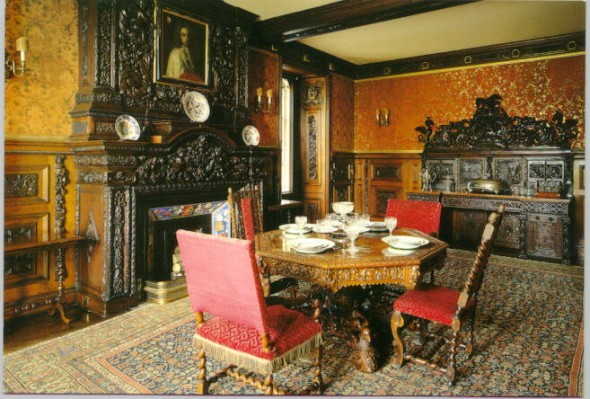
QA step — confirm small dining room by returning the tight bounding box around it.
[3,0,584,396]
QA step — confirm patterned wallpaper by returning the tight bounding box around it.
[248,48,280,147]
[5,0,79,140]
[354,55,585,151]
[330,73,355,152]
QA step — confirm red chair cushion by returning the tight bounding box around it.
[196,304,322,360]
[385,199,442,236]
[394,285,464,326]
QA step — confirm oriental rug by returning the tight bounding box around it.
[3,250,584,397]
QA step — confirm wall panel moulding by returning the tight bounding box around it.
[354,32,585,80]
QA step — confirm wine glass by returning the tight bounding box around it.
[384,216,398,236]
[343,215,362,253]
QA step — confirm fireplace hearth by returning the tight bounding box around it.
[144,201,230,303]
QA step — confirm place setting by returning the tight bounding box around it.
[289,237,337,254]
[279,216,314,235]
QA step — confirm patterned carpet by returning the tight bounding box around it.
[3,250,584,396]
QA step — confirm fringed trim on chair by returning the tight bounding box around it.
[193,333,322,375]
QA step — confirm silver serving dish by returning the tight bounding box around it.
[466,179,511,195]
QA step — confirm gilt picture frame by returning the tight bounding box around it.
[155,4,209,87]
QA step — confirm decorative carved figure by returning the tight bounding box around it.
[421,168,436,191]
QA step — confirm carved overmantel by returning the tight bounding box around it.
[70,0,256,144]
[417,94,580,152]
[73,126,277,316]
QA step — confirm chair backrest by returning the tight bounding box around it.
[456,204,505,310]
[385,199,443,236]
[176,230,269,334]
[227,182,264,240]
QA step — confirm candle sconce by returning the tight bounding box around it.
[5,37,28,78]
[375,108,390,127]
[254,87,273,113]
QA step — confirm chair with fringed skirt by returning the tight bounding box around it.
[228,183,298,299]
[176,230,323,395]
[390,205,504,386]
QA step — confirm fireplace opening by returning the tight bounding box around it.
[143,200,231,303]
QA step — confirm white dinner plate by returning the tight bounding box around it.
[313,225,339,234]
[290,238,335,254]
[368,222,388,232]
[381,235,429,250]
[279,223,313,234]
[381,247,415,257]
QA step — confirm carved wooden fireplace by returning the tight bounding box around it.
[74,127,275,317]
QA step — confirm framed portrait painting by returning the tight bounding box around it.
[155,5,209,87]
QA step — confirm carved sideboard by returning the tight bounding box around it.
[410,94,582,265]
[407,191,572,264]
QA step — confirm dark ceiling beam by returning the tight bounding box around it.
[253,0,480,44]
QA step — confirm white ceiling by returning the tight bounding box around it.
[223,0,586,65]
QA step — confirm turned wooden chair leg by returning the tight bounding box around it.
[263,375,273,395]
[314,344,324,394]
[391,310,406,367]
[447,330,459,386]
[196,348,210,394]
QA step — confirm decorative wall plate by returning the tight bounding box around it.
[182,91,210,123]
[242,125,260,146]
[115,115,141,141]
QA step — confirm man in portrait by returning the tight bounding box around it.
[163,15,206,84]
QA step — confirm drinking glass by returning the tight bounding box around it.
[359,213,371,227]
[295,215,308,229]
[384,216,398,236]
[343,215,361,253]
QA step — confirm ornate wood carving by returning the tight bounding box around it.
[72,0,254,140]
[307,115,318,180]
[135,133,243,185]
[54,156,68,237]
[409,191,572,264]
[417,94,579,150]
[5,174,38,198]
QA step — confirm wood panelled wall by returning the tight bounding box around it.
[4,142,79,319]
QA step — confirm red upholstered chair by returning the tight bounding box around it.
[390,205,504,386]
[228,184,298,298]
[176,230,323,395]
[385,198,442,237]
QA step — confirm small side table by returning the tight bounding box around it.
[5,234,85,324]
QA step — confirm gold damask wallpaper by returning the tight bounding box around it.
[5,0,79,140]
[330,73,355,152]
[354,55,585,151]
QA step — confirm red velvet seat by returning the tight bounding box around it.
[385,199,442,237]
[176,230,323,395]
[391,205,504,386]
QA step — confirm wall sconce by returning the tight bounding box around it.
[375,108,390,127]
[5,37,28,78]
[254,87,272,113]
